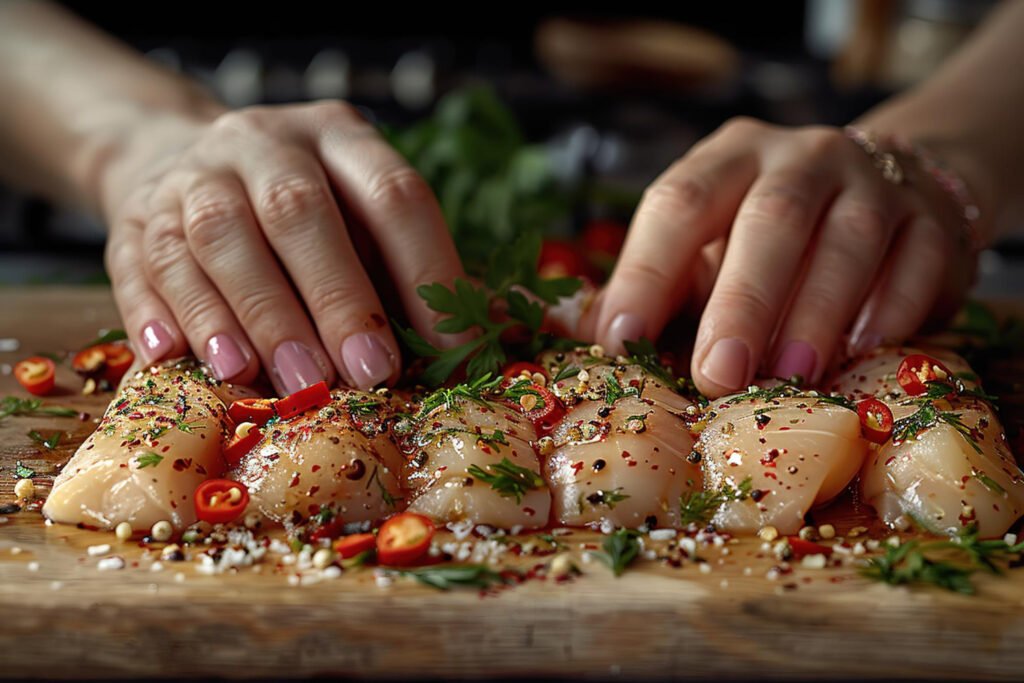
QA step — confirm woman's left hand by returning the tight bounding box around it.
[591,118,976,397]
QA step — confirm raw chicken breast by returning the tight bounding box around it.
[545,393,701,529]
[43,360,230,531]
[827,345,976,403]
[830,347,1024,536]
[399,392,550,529]
[231,389,404,526]
[696,388,868,535]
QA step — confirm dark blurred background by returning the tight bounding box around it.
[2,0,1020,295]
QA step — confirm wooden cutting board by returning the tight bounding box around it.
[3,286,1024,681]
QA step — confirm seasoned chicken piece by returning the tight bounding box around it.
[696,388,868,535]
[830,347,1024,536]
[400,392,550,529]
[43,360,230,532]
[545,393,701,529]
[230,389,404,526]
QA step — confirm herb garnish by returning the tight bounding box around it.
[590,528,642,577]
[416,374,504,417]
[28,430,62,450]
[585,488,631,510]
[136,452,163,469]
[891,403,981,453]
[14,461,36,479]
[345,398,382,417]
[679,477,754,526]
[79,328,128,349]
[367,466,402,508]
[862,525,1024,594]
[0,396,78,420]
[604,375,640,404]
[467,457,544,503]
[397,564,514,591]
[622,338,675,387]
[396,233,581,386]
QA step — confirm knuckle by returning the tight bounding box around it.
[306,277,368,315]
[173,295,224,336]
[640,176,711,222]
[311,99,360,125]
[183,195,249,251]
[832,202,890,248]
[368,167,435,208]
[711,284,773,327]
[742,181,815,229]
[230,286,283,327]
[718,116,763,138]
[210,107,268,136]
[143,223,187,286]
[801,126,846,158]
[613,259,677,291]
[256,176,330,230]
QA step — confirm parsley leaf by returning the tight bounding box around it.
[27,430,61,449]
[136,452,163,469]
[80,329,128,349]
[584,488,631,510]
[590,528,641,577]
[679,477,753,526]
[467,457,544,503]
[397,564,514,591]
[0,396,78,420]
[14,461,35,479]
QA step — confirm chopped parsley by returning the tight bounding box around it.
[136,452,164,469]
[14,461,36,479]
[552,365,581,383]
[27,430,62,449]
[604,375,640,404]
[585,488,631,510]
[396,564,514,591]
[416,374,503,417]
[467,457,544,504]
[0,396,78,420]
[679,477,753,526]
[892,403,981,453]
[590,528,641,577]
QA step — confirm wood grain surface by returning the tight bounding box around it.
[3,287,1024,681]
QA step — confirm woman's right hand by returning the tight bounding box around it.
[100,101,464,393]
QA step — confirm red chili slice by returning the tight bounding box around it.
[538,239,589,279]
[502,362,547,382]
[309,516,348,543]
[71,346,107,377]
[100,343,135,385]
[14,357,56,396]
[856,398,894,445]
[223,424,263,468]
[228,398,278,427]
[896,354,953,396]
[580,220,627,258]
[275,381,332,420]
[194,479,250,525]
[503,380,565,436]
[334,533,376,559]
[786,537,833,559]
[376,512,435,566]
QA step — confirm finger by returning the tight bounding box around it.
[847,214,948,354]
[692,161,841,397]
[230,145,401,390]
[303,101,468,347]
[105,216,187,365]
[767,184,903,383]
[140,198,263,386]
[596,122,762,355]
[169,175,333,393]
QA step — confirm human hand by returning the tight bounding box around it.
[99,101,464,393]
[594,118,976,397]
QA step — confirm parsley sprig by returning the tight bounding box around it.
[396,233,581,386]
[590,528,642,577]
[467,457,544,504]
[863,526,1024,594]
[27,430,62,450]
[1,396,78,420]
[679,477,754,526]
[397,564,514,591]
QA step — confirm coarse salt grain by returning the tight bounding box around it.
[649,528,676,541]
[87,544,111,557]
[678,537,697,556]
[97,556,125,571]
[27,561,39,572]
[801,554,827,569]
[698,562,712,574]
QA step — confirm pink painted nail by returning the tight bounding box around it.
[699,337,750,391]
[273,341,326,395]
[605,312,646,354]
[206,334,249,381]
[341,333,397,389]
[773,340,818,384]
[848,330,883,357]
[140,320,174,363]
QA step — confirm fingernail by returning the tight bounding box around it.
[140,320,174,363]
[273,341,326,395]
[605,312,646,354]
[341,333,397,389]
[773,340,818,384]
[849,330,883,357]
[699,337,750,391]
[206,334,249,381]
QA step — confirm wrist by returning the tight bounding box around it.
[78,84,224,220]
